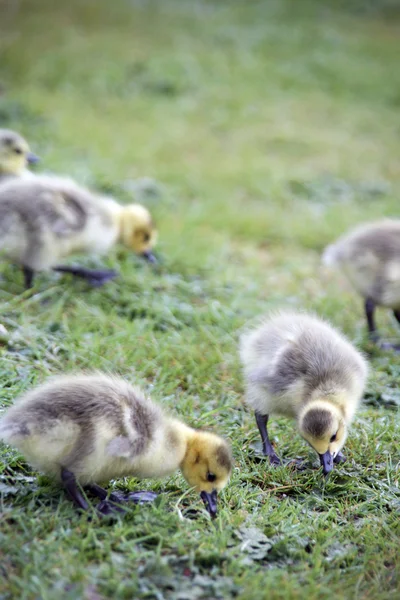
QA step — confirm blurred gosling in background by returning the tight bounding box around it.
[0,129,39,183]
[0,175,157,289]
[323,219,400,350]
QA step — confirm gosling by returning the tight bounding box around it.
[240,312,368,475]
[0,129,39,183]
[323,219,400,348]
[0,175,157,288]
[0,374,232,517]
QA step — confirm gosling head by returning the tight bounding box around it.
[298,401,347,476]
[119,203,158,263]
[180,431,232,518]
[0,129,39,176]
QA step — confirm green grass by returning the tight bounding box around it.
[0,0,399,598]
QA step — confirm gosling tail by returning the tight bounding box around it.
[0,418,30,443]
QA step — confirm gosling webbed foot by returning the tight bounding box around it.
[85,483,121,503]
[268,453,281,466]
[108,490,158,504]
[376,340,400,353]
[333,451,346,464]
[96,490,158,515]
[97,499,126,516]
[124,490,158,504]
[85,270,119,287]
[364,299,400,351]
[252,444,281,465]
[53,265,118,287]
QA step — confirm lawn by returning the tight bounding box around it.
[0,0,399,598]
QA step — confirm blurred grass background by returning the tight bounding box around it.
[0,1,399,599]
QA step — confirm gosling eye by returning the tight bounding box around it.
[143,232,150,243]
[14,148,23,155]
[207,472,216,483]
[330,433,337,443]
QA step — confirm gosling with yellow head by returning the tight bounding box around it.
[240,312,368,475]
[0,129,39,183]
[0,175,157,288]
[0,374,232,517]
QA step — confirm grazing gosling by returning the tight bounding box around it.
[323,219,400,348]
[0,175,157,288]
[0,129,39,183]
[240,312,368,475]
[0,374,232,517]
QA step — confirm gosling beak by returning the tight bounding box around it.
[200,489,218,519]
[319,450,333,476]
[141,250,157,264]
[26,152,40,164]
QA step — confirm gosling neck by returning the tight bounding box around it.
[166,418,197,468]
[104,200,126,243]
[0,160,27,176]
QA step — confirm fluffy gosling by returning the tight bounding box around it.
[240,312,368,475]
[0,374,232,517]
[323,219,400,348]
[0,129,39,182]
[0,175,157,288]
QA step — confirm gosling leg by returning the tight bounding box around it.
[61,467,89,510]
[365,298,377,339]
[255,412,281,465]
[388,310,400,351]
[53,265,118,287]
[366,303,400,351]
[22,266,34,290]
